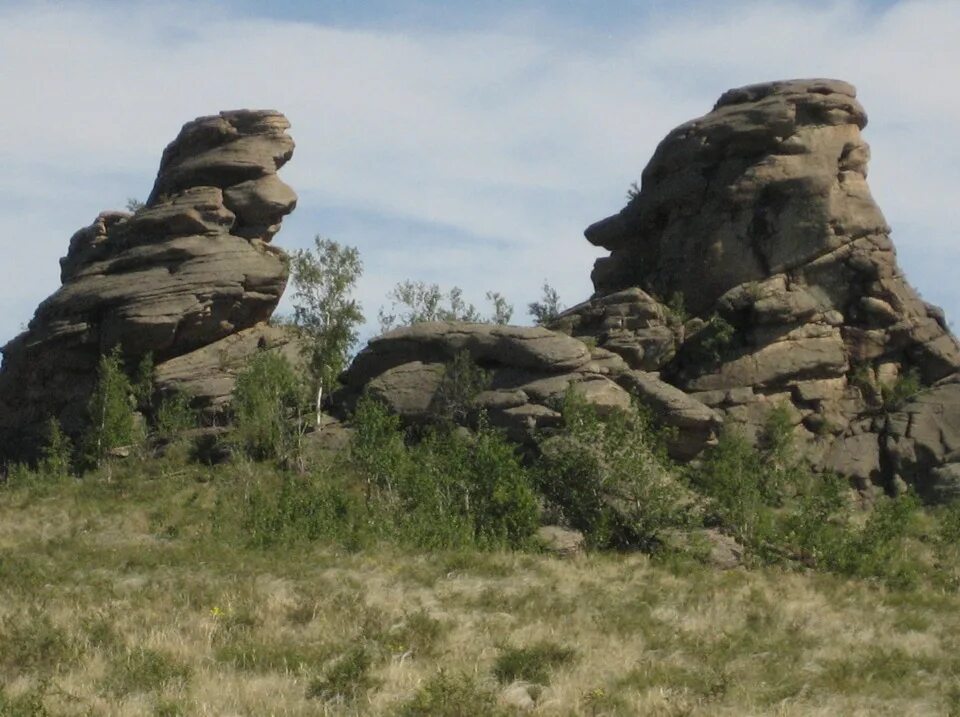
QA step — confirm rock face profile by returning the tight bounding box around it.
[555,79,960,500]
[335,78,960,502]
[0,110,298,459]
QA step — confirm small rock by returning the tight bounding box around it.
[535,526,585,557]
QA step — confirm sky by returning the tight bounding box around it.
[1,0,958,349]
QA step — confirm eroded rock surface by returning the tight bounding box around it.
[552,78,960,500]
[334,322,721,459]
[0,110,298,459]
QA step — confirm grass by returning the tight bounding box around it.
[2,460,960,715]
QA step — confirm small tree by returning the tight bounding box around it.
[40,417,73,479]
[528,282,563,326]
[378,281,513,332]
[232,351,308,466]
[82,346,139,468]
[485,291,513,325]
[289,236,364,420]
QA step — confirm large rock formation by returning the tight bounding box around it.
[335,78,960,502]
[554,78,960,501]
[0,110,298,460]
[334,322,721,460]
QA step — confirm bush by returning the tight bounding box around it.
[692,406,922,583]
[154,391,197,440]
[395,670,506,717]
[306,645,378,702]
[348,395,538,550]
[493,641,577,684]
[81,346,140,468]
[39,418,72,480]
[239,467,370,549]
[429,349,490,427]
[231,351,307,464]
[406,424,539,548]
[537,388,691,549]
[881,368,922,411]
[102,647,190,695]
[528,281,563,326]
[378,280,514,332]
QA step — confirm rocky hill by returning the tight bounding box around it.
[3,79,959,504]
[0,110,299,460]
[332,79,960,502]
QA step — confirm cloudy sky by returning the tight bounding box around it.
[1,0,957,348]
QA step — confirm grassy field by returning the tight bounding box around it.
[3,455,960,717]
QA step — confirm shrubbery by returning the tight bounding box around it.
[231,351,308,466]
[690,406,921,584]
[81,347,142,468]
[537,388,692,549]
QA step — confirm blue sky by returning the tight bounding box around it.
[1,0,958,348]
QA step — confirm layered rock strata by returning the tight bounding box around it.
[334,322,721,460]
[554,79,960,500]
[0,110,298,459]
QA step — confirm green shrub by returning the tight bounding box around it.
[349,395,538,550]
[395,670,506,717]
[666,291,690,325]
[154,391,197,440]
[133,352,155,411]
[528,281,563,326]
[537,388,691,549]
[39,418,73,480]
[881,368,922,411]
[404,423,539,549]
[239,468,370,549]
[349,393,411,498]
[493,641,576,684]
[0,608,80,674]
[689,409,802,551]
[232,351,307,464]
[430,349,490,427]
[102,647,190,695]
[306,645,379,702]
[0,682,51,717]
[81,346,141,468]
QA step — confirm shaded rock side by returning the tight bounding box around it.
[555,78,960,499]
[0,110,297,459]
[333,322,721,459]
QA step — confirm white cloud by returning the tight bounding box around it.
[1,0,958,346]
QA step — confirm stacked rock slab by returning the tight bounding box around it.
[334,322,722,460]
[554,79,960,500]
[0,110,298,460]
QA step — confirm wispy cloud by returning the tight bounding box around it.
[1,0,958,347]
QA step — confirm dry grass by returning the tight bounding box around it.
[2,466,960,716]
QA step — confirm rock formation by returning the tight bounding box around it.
[554,78,960,501]
[334,322,721,460]
[0,110,298,460]
[335,78,960,502]
[4,79,957,504]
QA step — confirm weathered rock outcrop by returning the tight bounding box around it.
[553,78,960,501]
[334,322,721,459]
[0,110,298,460]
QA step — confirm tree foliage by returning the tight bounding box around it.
[378,281,513,332]
[232,351,308,465]
[289,236,364,397]
[81,347,140,467]
[528,281,563,326]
